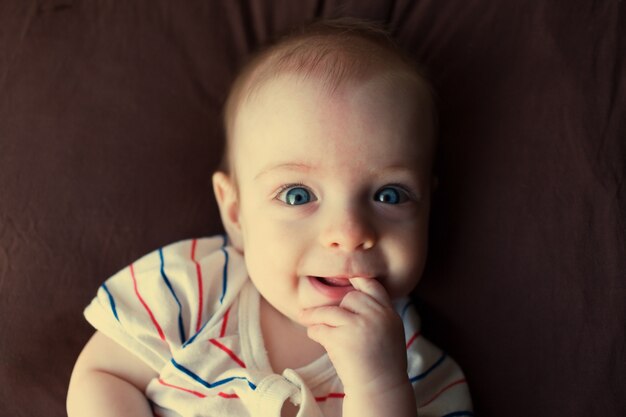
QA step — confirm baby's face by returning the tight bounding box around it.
[227,73,433,324]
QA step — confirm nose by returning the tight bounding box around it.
[319,206,377,252]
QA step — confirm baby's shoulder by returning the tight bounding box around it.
[133,235,229,269]
[85,234,249,365]
[128,234,248,308]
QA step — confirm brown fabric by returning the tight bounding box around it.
[0,1,624,416]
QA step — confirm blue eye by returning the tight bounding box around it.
[277,186,316,206]
[374,186,410,205]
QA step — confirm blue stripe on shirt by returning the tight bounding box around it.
[401,300,413,320]
[410,352,447,383]
[171,358,256,390]
[219,247,229,304]
[184,239,231,347]
[101,283,119,322]
[159,248,186,344]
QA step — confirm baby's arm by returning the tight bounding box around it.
[67,331,158,417]
[300,278,417,417]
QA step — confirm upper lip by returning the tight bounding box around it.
[311,274,378,280]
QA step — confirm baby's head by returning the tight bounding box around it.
[213,19,437,322]
[220,19,436,175]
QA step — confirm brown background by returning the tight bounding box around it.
[1,1,624,416]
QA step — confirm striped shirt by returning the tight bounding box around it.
[85,236,473,417]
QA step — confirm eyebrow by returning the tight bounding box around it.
[253,162,313,180]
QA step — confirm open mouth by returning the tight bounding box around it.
[307,276,360,300]
[314,276,353,288]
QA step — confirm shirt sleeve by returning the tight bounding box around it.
[84,235,246,372]
[399,300,474,416]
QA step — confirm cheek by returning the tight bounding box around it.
[239,207,304,275]
[385,223,429,298]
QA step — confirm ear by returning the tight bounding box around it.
[212,171,243,251]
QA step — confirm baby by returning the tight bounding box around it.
[67,19,472,417]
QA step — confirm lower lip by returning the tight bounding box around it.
[307,276,355,300]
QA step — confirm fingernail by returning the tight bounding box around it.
[349,277,364,287]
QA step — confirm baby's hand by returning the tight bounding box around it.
[299,278,408,397]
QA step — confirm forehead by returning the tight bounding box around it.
[231,73,433,180]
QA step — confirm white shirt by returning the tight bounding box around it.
[85,236,473,417]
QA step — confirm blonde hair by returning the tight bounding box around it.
[220,18,436,173]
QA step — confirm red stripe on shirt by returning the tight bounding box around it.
[406,331,421,349]
[209,338,246,368]
[218,392,239,399]
[191,239,204,333]
[130,263,166,342]
[158,378,206,398]
[419,378,467,407]
[219,307,231,338]
[315,392,345,402]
